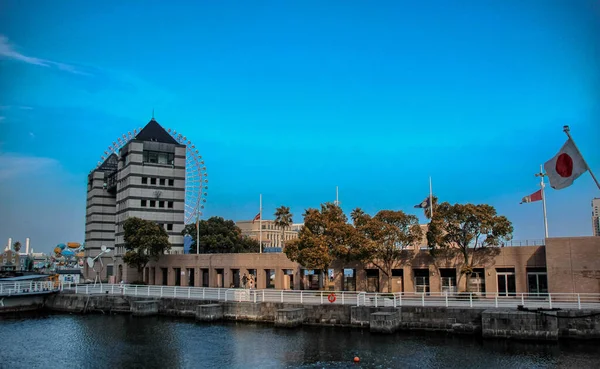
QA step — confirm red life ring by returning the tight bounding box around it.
[328,293,336,303]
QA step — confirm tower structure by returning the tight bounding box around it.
[84,118,186,282]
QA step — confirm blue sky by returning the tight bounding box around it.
[1,0,599,253]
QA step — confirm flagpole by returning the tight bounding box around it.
[429,176,433,218]
[536,165,549,238]
[563,125,600,190]
[259,194,263,254]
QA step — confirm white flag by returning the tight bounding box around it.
[544,138,588,190]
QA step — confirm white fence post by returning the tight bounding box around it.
[548,293,552,309]
[357,293,360,307]
[160,286,163,298]
[421,293,425,307]
[342,292,345,305]
[321,291,323,305]
[174,286,177,298]
[188,287,191,299]
[254,290,257,303]
[148,286,151,296]
[218,289,220,300]
[398,293,402,307]
[262,290,265,302]
[521,293,524,306]
[495,295,498,308]
[76,285,78,294]
[281,290,284,303]
[445,292,448,307]
[375,294,378,308]
[577,294,581,310]
[135,286,138,296]
[300,291,303,304]
[203,288,205,300]
[111,285,114,294]
[469,293,473,308]
[393,293,396,308]
[85,285,89,295]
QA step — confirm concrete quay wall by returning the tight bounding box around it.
[43,294,600,340]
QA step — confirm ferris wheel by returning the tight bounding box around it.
[95,126,208,225]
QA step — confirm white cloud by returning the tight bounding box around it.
[0,35,87,75]
[0,153,60,180]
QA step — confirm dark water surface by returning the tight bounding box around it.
[1,313,599,369]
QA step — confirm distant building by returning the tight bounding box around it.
[56,269,83,284]
[236,220,301,251]
[593,198,600,237]
[84,118,187,282]
[1,250,20,272]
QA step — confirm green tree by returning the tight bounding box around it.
[285,203,368,285]
[182,216,260,254]
[13,241,21,253]
[426,202,513,291]
[274,206,293,249]
[358,210,422,292]
[123,217,171,278]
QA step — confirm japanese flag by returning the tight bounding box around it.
[544,138,588,190]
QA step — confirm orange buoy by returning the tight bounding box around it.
[353,357,360,363]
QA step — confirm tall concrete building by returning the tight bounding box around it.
[84,118,186,281]
[593,198,600,237]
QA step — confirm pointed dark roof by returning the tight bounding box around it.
[135,118,179,145]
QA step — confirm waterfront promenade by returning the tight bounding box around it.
[61,283,600,310]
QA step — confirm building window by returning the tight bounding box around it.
[150,200,156,207]
[159,178,165,186]
[168,179,174,186]
[150,178,156,185]
[141,200,147,207]
[167,224,173,231]
[143,150,174,165]
[168,201,173,209]
[142,177,147,184]
[159,201,165,208]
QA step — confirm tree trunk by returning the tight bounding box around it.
[387,269,393,293]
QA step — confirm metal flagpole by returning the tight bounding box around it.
[535,165,549,238]
[196,218,200,255]
[429,176,433,218]
[563,125,600,190]
[259,194,263,254]
[334,186,340,206]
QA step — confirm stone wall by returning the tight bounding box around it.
[43,294,600,340]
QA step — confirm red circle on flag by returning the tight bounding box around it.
[555,153,573,177]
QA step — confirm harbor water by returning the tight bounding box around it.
[1,313,599,368]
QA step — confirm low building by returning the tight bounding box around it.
[592,198,599,236]
[1,250,20,272]
[138,236,600,295]
[56,269,83,284]
[236,219,301,251]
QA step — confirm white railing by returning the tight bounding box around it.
[0,281,59,296]
[60,284,600,310]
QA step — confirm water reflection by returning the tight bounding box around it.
[1,313,600,369]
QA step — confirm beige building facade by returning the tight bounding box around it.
[137,236,600,295]
[236,220,301,249]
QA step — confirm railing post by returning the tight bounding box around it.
[160,286,163,298]
[281,290,284,303]
[521,293,524,306]
[225,290,228,302]
[148,286,151,296]
[202,288,205,300]
[254,290,257,303]
[111,285,114,294]
[357,293,360,307]
[218,289,220,300]
[548,293,552,309]
[188,288,191,299]
[300,291,303,304]
[469,293,473,308]
[75,285,78,294]
[342,292,345,305]
[495,295,498,308]
[398,293,402,307]
[393,293,396,308]
[86,285,89,295]
[421,293,425,307]
[135,286,138,296]
[321,291,323,305]
[577,294,581,310]
[375,293,378,308]
[262,290,265,302]
[445,292,448,307]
